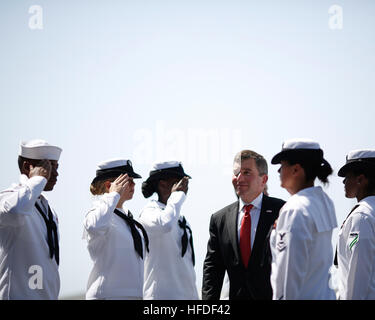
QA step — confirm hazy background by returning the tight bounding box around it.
[0,0,374,298]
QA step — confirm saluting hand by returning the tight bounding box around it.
[171,176,189,195]
[110,174,135,203]
[29,160,52,181]
[109,174,129,196]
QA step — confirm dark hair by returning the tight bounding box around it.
[286,152,333,184]
[142,179,158,198]
[18,156,41,173]
[350,167,375,194]
[142,173,182,198]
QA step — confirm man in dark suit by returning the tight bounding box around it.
[202,150,285,300]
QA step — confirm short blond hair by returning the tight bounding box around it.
[90,178,115,195]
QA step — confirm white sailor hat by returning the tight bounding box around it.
[92,158,142,184]
[271,138,323,164]
[338,149,375,177]
[19,139,62,161]
[146,160,191,182]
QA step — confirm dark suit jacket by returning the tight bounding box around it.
[202,194,285,300]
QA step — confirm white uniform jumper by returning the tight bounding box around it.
[139,191,199,300]
[83,191,144,300]
[0,175,60,300]
[270,186,337,300]
[337,196,375,299]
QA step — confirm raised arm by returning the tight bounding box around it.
[0,175,47,227]
[140,191,186,234]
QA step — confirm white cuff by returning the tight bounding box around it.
[167,191,186,206]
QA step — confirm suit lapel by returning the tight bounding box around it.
[226,201,241,265]
[227,196,279,267]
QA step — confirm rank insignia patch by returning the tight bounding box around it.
[349,232,359,251]
[277,232,287,252]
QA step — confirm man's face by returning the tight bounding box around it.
[232,158,267,202]
[44,160,59,191]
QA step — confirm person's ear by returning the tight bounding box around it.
[261,174,268,185]
[21,160,31,176]
[357,174,368,186]
[104,180,111,192]
[232,174,238,188]
[158,180,168,191]
[293,164,302,175]
[155,180,165,198]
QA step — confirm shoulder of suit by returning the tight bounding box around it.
[263,195,286,208]
[211,201,238,219]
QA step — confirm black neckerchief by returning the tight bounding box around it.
[334,204,360,267]
[114,209,149,259]
[178,216,195,266]
[35,201,59,265]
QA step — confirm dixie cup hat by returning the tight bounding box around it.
[19,139,62,161]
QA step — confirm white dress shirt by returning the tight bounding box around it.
[0,175,60,300]
[139,191,199,300]
[270,186,337,300]
[337,196,375,299]
[237,192,263,249]
[83,192,144,300]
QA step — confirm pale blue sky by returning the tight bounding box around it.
[1,0,374,298]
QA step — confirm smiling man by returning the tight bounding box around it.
[0,139,62,300]
[202,150,285,300]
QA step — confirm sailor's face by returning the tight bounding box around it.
[44,160,59,191]
[278,160,294,190]
[162,177,181,195]
[127,178,135,198]
[343,172,359,198]
[122,177,135,201]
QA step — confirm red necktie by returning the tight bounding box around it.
[240,204,253,268]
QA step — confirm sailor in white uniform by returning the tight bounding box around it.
[139,161,199,300]
[83,159,148,300]
[0,139,62,300]
[270,139,337,300]
[335,149,375,299]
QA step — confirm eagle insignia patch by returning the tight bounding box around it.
[277,232,287,252]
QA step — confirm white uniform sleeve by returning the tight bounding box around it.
[139,191,186,234]
[83,192,120,237]
[344,214,375,300]
[272,210,311,300]
[0,176,47,227]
